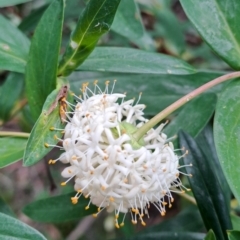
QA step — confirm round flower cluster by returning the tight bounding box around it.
[51,81,186,227]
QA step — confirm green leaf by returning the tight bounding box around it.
[0,15,29,73]
[23,192,97,222]
[23,82,67,166]
[111,0,155,51]
[180,0,240,70]
[231,214,240,231]
[214,80,240,205]
[0,0,31,7]
[0,197,14,217]
[0,138,27,168]
[179,131,231,240]
[25,0,64,120]
[0,212,47,240]
[141,206,204,234]
[77,47,196,74]
[58,0,121,76]
[114,232,205,240]
[165,93,217,138]
[205,230,217,240]
[70,71,224,116]
[196,125,231,207]
[0,72,24,122]
[227,230,240,240]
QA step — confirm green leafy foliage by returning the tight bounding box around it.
[165,93,216,138]
[0,15,29,73]
[23,192,98,222]
[196,125,231,206]
[23,82,68,166]
[25,0,65,120]
[180,0,240,70]
[214,79,240,205]
[111,0,155,51]
[58,0,121,76]
[227,231,240,240]
[0,212,47,240]
[0,72,24,122]
[179,131,232,240]
[205,230,217,240]
[0,137,27,168]
[77,47,196,74]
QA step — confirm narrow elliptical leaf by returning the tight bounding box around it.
[25,0,64,120]
[58,0,121,76]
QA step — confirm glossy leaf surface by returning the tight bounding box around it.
[179,131,231,240]
[58,0,121,76]
[77,47,195,74]
[165,93,216,138]
[214,80,240,205]
[0,212,47,240]
[111,0,155,50]
[25,0,64,120]
[0,138,27,168]
[0,15,29,73]
[23,192,97,222]
[23,83,67,166]
[180,0,240,69]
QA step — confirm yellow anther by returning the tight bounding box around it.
[115,214,119,219]
[44,143,49,148]
[161,211,166,216]
[92,213,97,218]
[98,207,101,212]
[169,204,172,208]
[68,170,72,173]
[120,222,124,227]
[115,223,120,229]
[187,188,191,191]
[101,186,106,191]
[61,130,65,134]
[162,202,167,206]
[123,178,128,183]
[85,206,89,210]
[61,182,66,186]
[162,168,167,172]
[72,155,77,160]
[54,135,58,140]
[77,189,82,193]
[50,127,55,131]
[189,174,193,177]
[94,80,98,85]
[171,198,174,203]
[109,196,114,202]
[131,220,137,225]
[48,159,53,164]
[141,221,146,226]
[71,198,78,204]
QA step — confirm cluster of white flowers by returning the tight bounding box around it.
[50,81,187,228]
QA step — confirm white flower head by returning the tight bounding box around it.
[50,81,189,228]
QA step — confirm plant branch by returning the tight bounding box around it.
[133,71,240,141]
